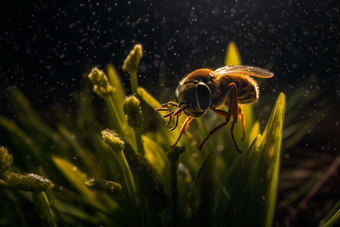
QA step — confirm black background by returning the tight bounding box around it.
[2,0,339,103]
[1,0,340,226]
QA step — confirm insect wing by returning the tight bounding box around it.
[211,65,274,78]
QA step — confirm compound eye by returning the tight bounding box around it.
[175,85,181,103]
[196,82,211,111]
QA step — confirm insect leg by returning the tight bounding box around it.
[229,120,242,153]
[200,83,242,153]
[238,105,245,141]
[161,101,179,108]
[170,116,193,148]
[198,121,228,150]
[155,108,171,112]
[169,113,180,131]
[227,83,242,153]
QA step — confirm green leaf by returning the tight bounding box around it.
[142,135,170,188]
[57,124,98,174]
[52,156,109,212]
[224,41,242,66]
[0,115,46,165]
[322,208,340,227]
[106,64,126,126]
[223,93,285,227]
[33,192,57,227]
[261,93,285,227]
[223,135,262,226]
[51,156,129,223]
[248,121,260,148]
[193,150,216,227]
[6,87,57,141]
[137,87,162,114]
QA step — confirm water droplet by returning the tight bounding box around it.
[285,153,290,159]
[262,195,266,200]
[73,154,78,159]
[72,167,77,171]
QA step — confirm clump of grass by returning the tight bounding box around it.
[1,42,336,227]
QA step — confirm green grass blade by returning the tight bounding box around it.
[224,41,242,66]
[223,135,262,226]
[248,121,260,148]
[318,200,340,227]
[193,150,216,227]
[224,93,285,227]
[261,92,285,227]
[7,87,62,145]
[106,64,126,123]
[33,191,57,227]
[142,135,170,188]
[56,200,101,224]
[51,156,109,212]
[106,65,138,149]
[137,87,162,113]
[0,115,46,165]
[52,156,131,225]
[57,125,97,172]
[322,208,340,227]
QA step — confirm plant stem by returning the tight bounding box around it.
[130,71,138,95]
[116,149,144,227]
[166,147,185,227]
[170,159,179,227]
[33,191,57,227]
[105,97,124,136]
[134,127,144,156]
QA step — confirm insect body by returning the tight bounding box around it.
[155,65,274,153]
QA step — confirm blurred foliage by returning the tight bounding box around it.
[0,42,336,227]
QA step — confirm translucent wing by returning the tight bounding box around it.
[210,65,274,78]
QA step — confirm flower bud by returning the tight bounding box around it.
[122,44,143,72]
[0,147,13,174]
[123,95,144,128]
[88,67,115,97]
[4,173,54,192]
[93,84,115,98]
[101,129,125,153]
[85,178,122,194]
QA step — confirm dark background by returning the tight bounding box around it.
[1,0,340,226]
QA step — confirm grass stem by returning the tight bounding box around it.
[130,71,138,95]
[170,159,179,227]
[105,97,124,137]
[134,127,145,156]
[116,149,144,227]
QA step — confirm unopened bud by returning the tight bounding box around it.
[93,84,114,98]
[85,178,122,194]
[122,44,143,72]
[0,147,13,174]
[88,67,115,97]
[4,173,54,192]
[123,95,144,128]
[101,129,125,153]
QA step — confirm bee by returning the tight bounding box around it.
[155,65,274,153]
